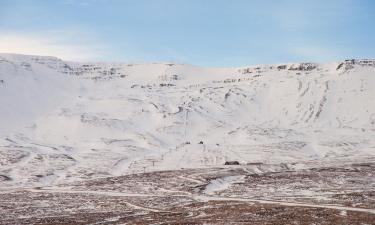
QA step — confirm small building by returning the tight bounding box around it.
[224,161,240,165]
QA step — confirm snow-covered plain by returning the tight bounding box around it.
[0,53,375,188]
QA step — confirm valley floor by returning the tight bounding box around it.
[1,159,374,224]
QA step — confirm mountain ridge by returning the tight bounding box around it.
[2,52,375,70]
[0,53,375,187]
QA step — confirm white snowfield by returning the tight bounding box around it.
[0,53,374,187]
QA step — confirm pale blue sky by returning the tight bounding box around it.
[0,0,374,66]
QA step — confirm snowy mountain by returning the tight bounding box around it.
[1,53,375,187]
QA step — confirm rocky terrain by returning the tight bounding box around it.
[1,160,375,224]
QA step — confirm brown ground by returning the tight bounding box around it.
[1,162,374,225]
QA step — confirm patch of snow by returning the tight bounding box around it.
[204,175,244,195]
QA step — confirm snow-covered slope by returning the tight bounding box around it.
[1,53,375,187]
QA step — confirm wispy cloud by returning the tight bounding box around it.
[0,29,108,61]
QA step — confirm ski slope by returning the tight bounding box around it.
[0,53,375,187]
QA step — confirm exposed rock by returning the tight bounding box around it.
[288,63,317,71]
